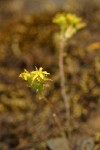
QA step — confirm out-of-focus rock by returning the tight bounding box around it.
[47,137,70,150]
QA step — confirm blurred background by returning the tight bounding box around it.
[0,0,100,15]
[0,0,100,150]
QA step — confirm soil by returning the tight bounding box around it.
[0,2,100,150]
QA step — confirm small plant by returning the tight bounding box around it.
[53,13,86,135]
[53,13,86,39]
[19,67,50,94]
[19,12,86,141]
[19,67,65,137]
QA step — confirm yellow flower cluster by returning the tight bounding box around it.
[19,67,50,92]
[53,13,86,39]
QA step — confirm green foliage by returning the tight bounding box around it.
[19,67,51,93]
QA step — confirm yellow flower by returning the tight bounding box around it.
[53,13,86,38]
[52,13,66,25]
[19,69,30,80]
[31,67,50,82]
[19,67,51,93]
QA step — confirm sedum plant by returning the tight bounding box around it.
[19,67,50,93]
[53,13,86,39]
[52,13,86,136]
[19,67,65,137]
[19,13,86,140]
